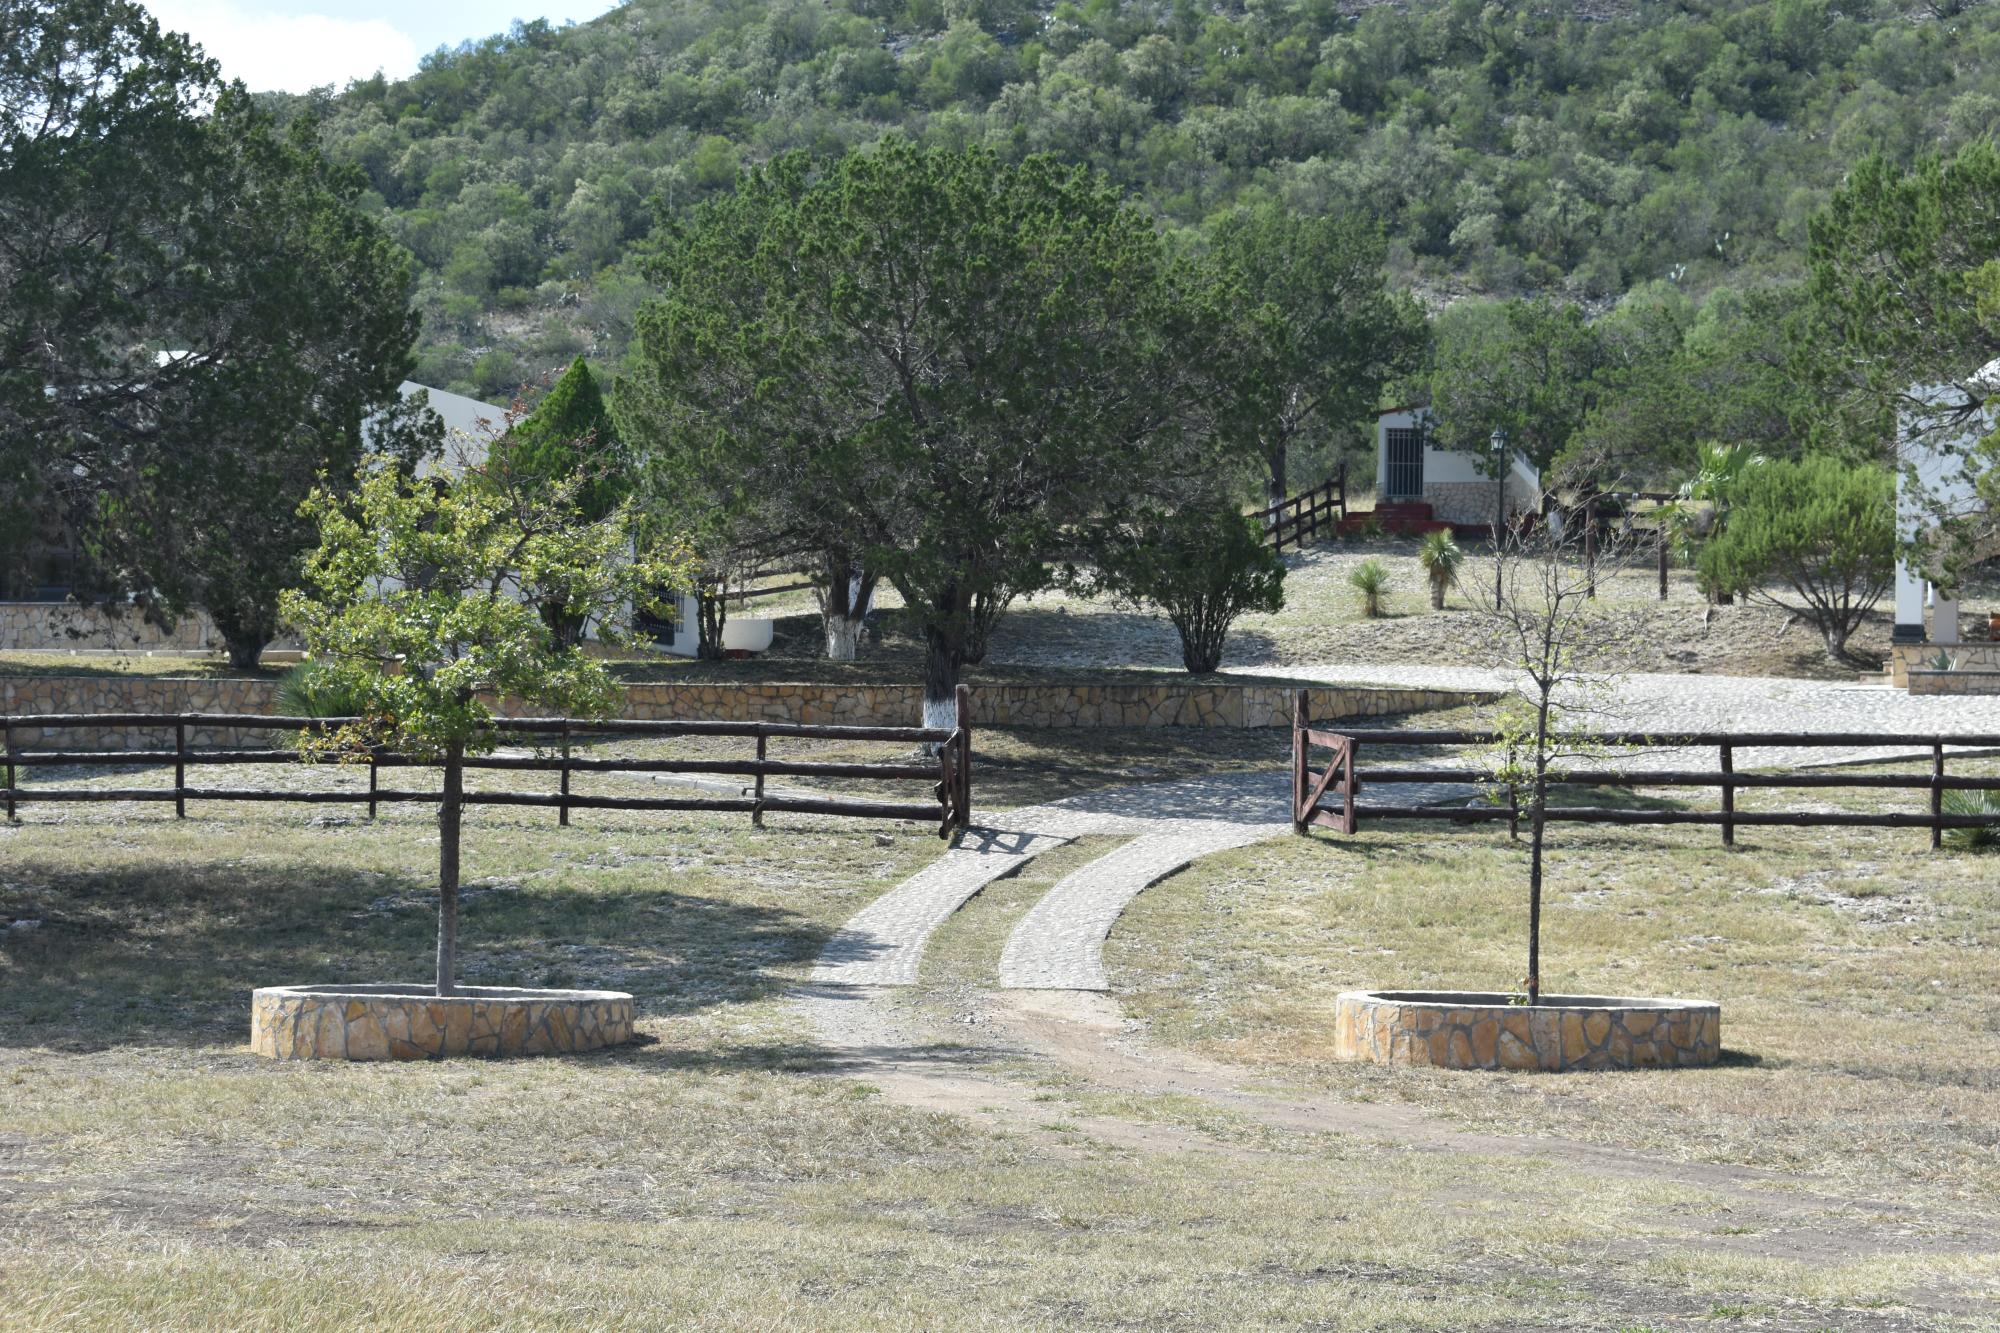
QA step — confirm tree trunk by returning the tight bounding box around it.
[921,586,970,733]
[1430,577,1446,611]
[210,605,275,671]
[1265,443,1288,517]
[819,553,875,662]
[1527,796,1545,1005]
[696,585,727,660]
[436,738,463,997]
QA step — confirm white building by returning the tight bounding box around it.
[1375,406,1540,528]
[1892,360,1997,653]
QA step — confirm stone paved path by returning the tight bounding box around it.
[997,822,1277,990]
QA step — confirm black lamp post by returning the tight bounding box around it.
[1490,427,1507,600]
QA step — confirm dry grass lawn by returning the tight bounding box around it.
[3,737,1998,1328]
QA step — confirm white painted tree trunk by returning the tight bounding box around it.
[922,691,958,732]
[825,614,862,661]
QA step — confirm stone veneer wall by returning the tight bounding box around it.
[1420,475,1538,526]
[1334,990,1721,1072]
[1890,641,2000,688]
[1907,669,2000,696]
[3,675,1498,749]
[251,984,634,1060]
[0,602,220,651]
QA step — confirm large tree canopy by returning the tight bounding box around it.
[0,0,428,663]
[1202,204,1427,508]
[622,141,1226,723]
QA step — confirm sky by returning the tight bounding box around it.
[142,1,620,94]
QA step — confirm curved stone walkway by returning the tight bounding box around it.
[997,821,1277,990]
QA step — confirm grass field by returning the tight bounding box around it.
[3,736,1998,1328]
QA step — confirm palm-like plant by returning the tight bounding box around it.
[1943,790,2000,852]
[1349,557,1390,618]
[1416,530,1463,609]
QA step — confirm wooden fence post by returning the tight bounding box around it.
[1336,460,1348,522]
[1720,743,1735,847]
[955,683,973,829]
[753,730,767,828]
[1657,529,1669,601]
[1585,512,1599,599]
[1932,743,1945,852]
[1292,689,1309,835]
[3,713,13,822]
[559,718,572,828]
[1341,737,1358,835]
[174,718,187,819]
[367,746,379,820]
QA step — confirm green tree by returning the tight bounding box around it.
[0,2,429,666]
[623,143,1219,726]
[1427,297,1606,478]
[1203,203,1428,510]
[490,357,631,645]
[1092,501,1285,673]
[281,455,690,997]
[1698,456,1894,663]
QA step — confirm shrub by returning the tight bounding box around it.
[1943,790,2000,852]
[1349,557,1390,618]
[1416,530,1463,609]
[1093,501,1286,673]
[274,660,374,720]
[1697,456,1893,663]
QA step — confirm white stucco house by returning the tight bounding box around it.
[1375,406,1541,531]
[1889,359,1998,681]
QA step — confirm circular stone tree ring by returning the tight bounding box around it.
[251,984,635,1060]
[1334,990,1720,1071]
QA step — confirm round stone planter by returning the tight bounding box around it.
[251,984,635,1061]
[1334,990,1720,1072]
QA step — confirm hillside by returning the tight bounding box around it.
[283,0,2000,400]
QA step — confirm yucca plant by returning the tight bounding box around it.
[1943,789,2000,852]
[1416,530,1463,610]
[1348,557,1390,618]
[274,659,375,719]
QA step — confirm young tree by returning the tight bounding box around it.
[1091,501,1286,673]
[1474,523,1637,1004]
[1698,456,1894,663]
[623,143,1222,726]
[1203,204,1429,511]
[279,453,690,997]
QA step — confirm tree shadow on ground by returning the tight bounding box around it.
[0,850,851,1052]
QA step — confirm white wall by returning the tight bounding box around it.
[1895,365,1993,643]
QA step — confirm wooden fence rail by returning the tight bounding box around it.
[1290,695,2000,850]
[1,684,974,838]
[1255,464,1347,553]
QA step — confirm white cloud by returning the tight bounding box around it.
[145,1,422,93]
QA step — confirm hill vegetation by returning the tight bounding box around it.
[283,0,2000,401]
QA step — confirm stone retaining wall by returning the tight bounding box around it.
[1421,476,1539,527]
[1889,641,2000,688]
[1,602,221,651]
[3,674,1497,749]
[1334,990,1721,1072]
[1907,668,2000,696]
[252,984,634,1060]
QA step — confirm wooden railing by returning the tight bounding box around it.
[2,685,974,838]
[1291,696,2000,850]
[1255,463,1347,552]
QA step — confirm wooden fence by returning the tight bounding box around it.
[1255,464,1347,553]
[2,685,974,838]
[1291,696,2000,850]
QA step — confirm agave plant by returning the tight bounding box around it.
[1943,789,2000,852]
[1416,530,1463,610]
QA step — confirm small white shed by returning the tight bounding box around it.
[1375,406,1540,527]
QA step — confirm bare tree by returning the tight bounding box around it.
[1468,517,1640,1003]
